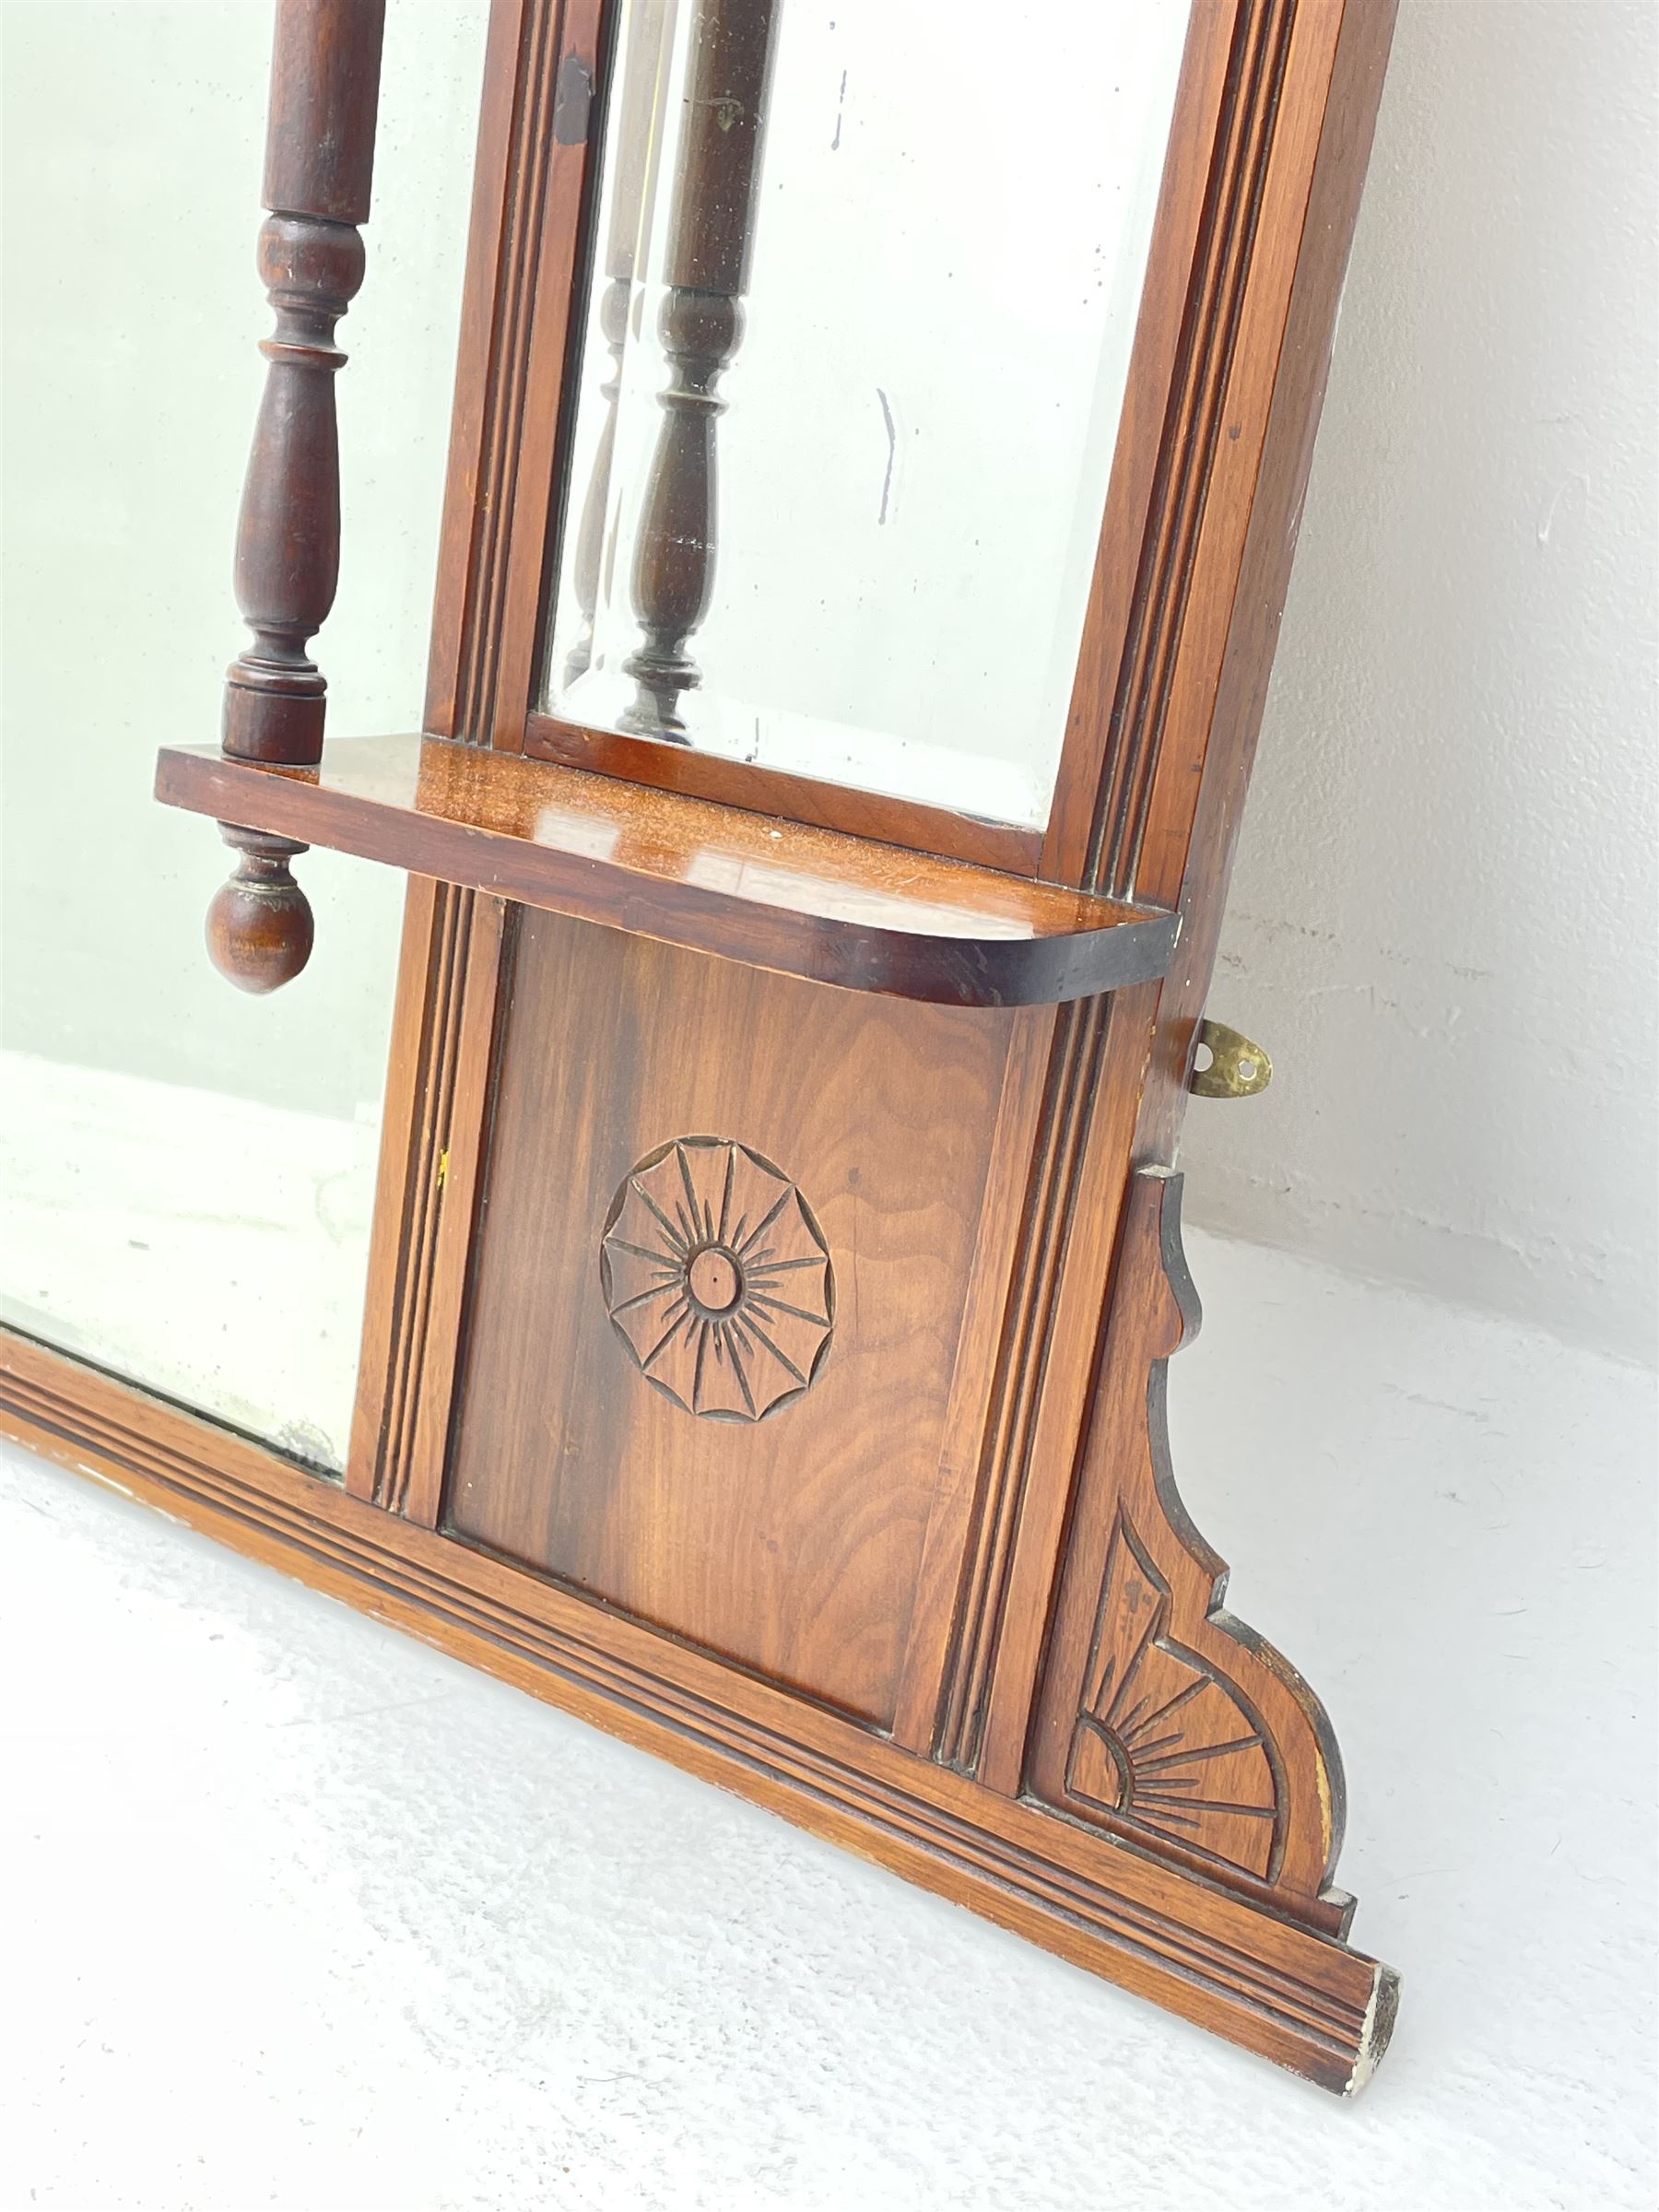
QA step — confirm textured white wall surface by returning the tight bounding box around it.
[1180,0,1659,1362]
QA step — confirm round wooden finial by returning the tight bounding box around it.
[206,825,314,994]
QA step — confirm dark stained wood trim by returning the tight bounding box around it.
[208,0,388,997]
[426,0,602,746]
[1124,0,1347,920]
[0,1326,1397,2096]
[222,0,386,772]
[948,0,1326,1791]
[155,735,1180,1010]
[425,0,534,739]
[481,0,606,751]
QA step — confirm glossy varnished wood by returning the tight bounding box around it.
[221,0,384,770]
[154,733,1179,1007]
[207,0,387,994]
[523,711,1043,875]
[447,913,1018,1723]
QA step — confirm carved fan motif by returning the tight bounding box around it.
[600,1137,834,1421]
[1067,1512,1283,1879]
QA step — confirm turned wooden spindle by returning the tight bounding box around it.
[564,0,678,692]
[207,0,385,994]
[619,0,778,741]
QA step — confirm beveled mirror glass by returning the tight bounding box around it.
[0,0,485,1469]
[539,0,1191,830]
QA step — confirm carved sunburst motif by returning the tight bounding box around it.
[1066,1513,1283,1879]
[599,1137,834,1421]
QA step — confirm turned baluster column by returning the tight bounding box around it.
[564,0,677,692]
[207,0,385,994]
[619,0,777,740]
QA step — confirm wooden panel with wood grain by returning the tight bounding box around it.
[445,912,1020,1725]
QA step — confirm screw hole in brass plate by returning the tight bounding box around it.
[1190,1018,1272,1100]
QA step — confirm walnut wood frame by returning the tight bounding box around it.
[6,0,1404,2093]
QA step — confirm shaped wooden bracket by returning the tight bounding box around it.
[1028,1167,1398,2087]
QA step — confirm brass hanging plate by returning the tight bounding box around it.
[1191,1018,1273,1099]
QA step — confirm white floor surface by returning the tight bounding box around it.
[2,1230,1654,2211]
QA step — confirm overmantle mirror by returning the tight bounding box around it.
[17,0,1402,2093]
[537,0,1191,832]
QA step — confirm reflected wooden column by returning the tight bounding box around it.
[564,0,677,691]
[620,0,778,740]
[208,0,385,993]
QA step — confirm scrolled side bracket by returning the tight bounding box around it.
[1031,1170,1371,1938]
[208,0,386,994]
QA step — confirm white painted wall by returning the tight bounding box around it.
[1179,0,1659,1364]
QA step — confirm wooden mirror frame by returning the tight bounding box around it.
[5,0,1404,2093]
[513,0,1285,879]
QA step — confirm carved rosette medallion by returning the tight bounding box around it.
[600,1137,834,1421]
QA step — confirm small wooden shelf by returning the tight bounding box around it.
[155,734,1178,1007]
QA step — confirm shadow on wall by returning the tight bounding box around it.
[1179,0,1659,1363]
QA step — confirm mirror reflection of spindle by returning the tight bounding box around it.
[564,0,677,691]
[618,0,778,741]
